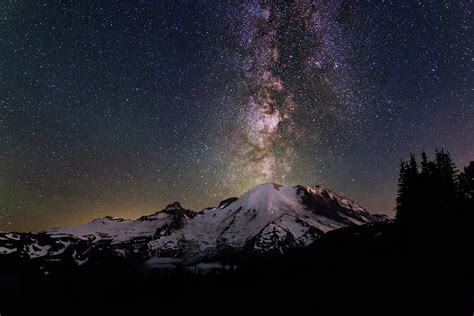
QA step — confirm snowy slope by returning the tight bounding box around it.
[48,202,194,243]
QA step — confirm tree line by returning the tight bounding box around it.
[395,149,473,239]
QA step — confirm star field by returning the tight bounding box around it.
[1,0,472,231]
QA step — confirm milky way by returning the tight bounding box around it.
[223,1,352,187]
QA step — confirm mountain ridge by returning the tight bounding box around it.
[0,183,391,272]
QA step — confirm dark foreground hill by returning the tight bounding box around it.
[1,221,472,316]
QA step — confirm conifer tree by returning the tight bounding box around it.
[395,160,409,221]
[434,149,458,207]
[395,154,419,221]
[420,151,429,173]
[459,161,474,205]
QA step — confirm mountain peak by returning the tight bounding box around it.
[162,201,185,214]
[236,183,301,213]
[147,182,386,266]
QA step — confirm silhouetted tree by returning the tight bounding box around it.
[434,149,458,203]
[458,161,474,205]
[420,151,429,172]
[395,154,420,222]
[395,149,463,228]
[395,160,409,221]
[457,161,474,237]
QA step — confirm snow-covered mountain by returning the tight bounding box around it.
[0,183,389,272]
[146,183,387,267]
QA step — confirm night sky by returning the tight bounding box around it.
[1,0,472,231]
